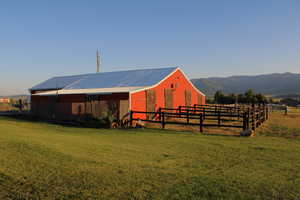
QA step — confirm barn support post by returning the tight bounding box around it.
[129,111,133,127]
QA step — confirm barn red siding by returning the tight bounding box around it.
[31,93,129,120]
[130,69,205,119]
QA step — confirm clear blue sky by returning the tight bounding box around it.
[1,0,300,95]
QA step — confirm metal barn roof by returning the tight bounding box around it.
[30,74,85,91]
[30,67,177,92]
[32,87,145,96]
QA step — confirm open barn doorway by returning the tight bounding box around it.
[119,99,129,120]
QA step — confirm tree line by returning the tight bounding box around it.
[212,89,269,104]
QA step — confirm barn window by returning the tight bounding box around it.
[170,84,174,89]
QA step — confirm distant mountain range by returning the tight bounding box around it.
[191,72,300,98]
[1,72,300,100]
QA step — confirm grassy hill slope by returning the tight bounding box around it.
[0,117,299,199]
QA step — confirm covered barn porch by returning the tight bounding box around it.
[31,87,141,121]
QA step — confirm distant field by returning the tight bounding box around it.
[257,107,300,138]
[0,116,300,199]
[0,103,18,112]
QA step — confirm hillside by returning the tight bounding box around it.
[191,72,300,97]
[0,116,299,199]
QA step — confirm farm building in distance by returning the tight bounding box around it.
[30,67,205,121]
[0,98,10,103]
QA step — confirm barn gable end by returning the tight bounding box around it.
[130,68,205,119]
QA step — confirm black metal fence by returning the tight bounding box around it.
[130,104,268,133]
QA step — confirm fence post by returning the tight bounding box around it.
[130,111,133,127]
[200,113,203,133]
[218,110,221,127]
[187,109,190,124]
[256,111,259,127]
[262,108,264,124]
[243,112,246,131]
[161,112,165,129]
[203,107,206,120]
[159,107,162,121]
[179,106,181,117]
[247,108,250,129]
[252,109,255,131]
[266,106,269,120]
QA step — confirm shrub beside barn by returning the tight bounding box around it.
[30,67,205,121]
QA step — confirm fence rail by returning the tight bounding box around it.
[130,104,268,133]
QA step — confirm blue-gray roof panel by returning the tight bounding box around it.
[30,67,177,91]
[30,74,85,91]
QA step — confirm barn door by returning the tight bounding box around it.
[119,99,129,120]
[85,95,102,118]
[164,89,174,109]
[185,90,192,107]
[93,100,102,118]
[197,94,203,105]
[146,90,156,119]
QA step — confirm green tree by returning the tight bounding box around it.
[245,89,255,103]
[214,90,224,104]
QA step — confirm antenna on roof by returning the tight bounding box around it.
[96,49,101,73]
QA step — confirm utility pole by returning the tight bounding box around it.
[96,49,100,73]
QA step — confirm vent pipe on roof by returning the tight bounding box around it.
[96,49,101,73]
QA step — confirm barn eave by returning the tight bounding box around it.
[32,87,146,96]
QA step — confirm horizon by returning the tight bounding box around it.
[1,70,299,97]
[1,0,300,95]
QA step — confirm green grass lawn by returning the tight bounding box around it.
[0,117,300,200]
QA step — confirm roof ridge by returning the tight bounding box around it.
[62,74,89,89]
[53,66,178,78]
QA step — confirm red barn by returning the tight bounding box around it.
[30,67,205,121]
